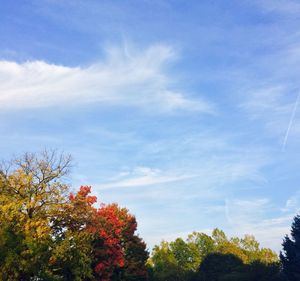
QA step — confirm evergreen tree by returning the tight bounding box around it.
[280,214,300,281]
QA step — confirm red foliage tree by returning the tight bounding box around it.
[69,187,144,281]
[90,204,128,280]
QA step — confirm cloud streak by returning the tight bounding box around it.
[241,85,300,144]
[282,91,300,151]
[94,166,196,189]
[0,44,213,113]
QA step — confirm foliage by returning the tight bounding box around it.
[280,214,300,281]
[149,228,279,281]
[0,150,293,281]
[0,151,71,280]
[0,151,148,281]
[187,232,215,260]
[195,253,282,281]
[196,252,244,281]
[110,205,149,281]
[149,241,182,281]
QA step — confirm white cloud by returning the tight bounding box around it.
[281,191,300,213]
[94,166,195,189]
[0,44,213,113]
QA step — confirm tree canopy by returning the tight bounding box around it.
[148,228,279,281]
[0,151,148,280]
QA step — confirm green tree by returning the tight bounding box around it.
[170,238,200,272]
[113,235,149,281]
[149,229,279,281]
[196,253,244,281]
[280,214,300,281]
[187,232,215,260]
[246,261,282,281]
[195,254,282,281]
[212,229,227,244]
[149,241,181,281]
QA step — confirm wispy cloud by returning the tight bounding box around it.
[225,198,294,251]
[0,44,213,113]
[254,0,300,15]
[241,86,291,117]
[241,85,300,147]
[225,198,272,225]
[94,166,196,189]
[281,191,300,213]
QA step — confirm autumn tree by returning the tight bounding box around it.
[111,206,149,281]
[0,151,150,280]
[64,186,149,281]
[0,150,72,280]
[90,203,148,281]
[48,185,97,280]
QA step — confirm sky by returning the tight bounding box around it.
[1,0,300,252]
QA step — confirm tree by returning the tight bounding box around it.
[79,198,149,281]
[60,186,127,281]
[149,229,279,281]
[117,235,149,281]
[195,253,282,281]
[0,151,149,280]
[111,207,149,281]
[280,214,300,281]
[196,253,244,281]
[246,261,282,281]
[149,232,217,281]
[0,150,72,280]
[187,232,215,260]
[149,241,181,281]
[170,238,200,273]
[48,185,96,280]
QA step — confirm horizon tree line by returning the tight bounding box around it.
[0,150,299,281]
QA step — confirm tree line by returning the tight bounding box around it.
[0,151,299,280]
[148,229,280,281]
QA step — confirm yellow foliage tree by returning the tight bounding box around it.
[0,150,72,280]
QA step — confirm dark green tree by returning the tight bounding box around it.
[112,235,149,281]
[196,253,244,281]
[280,214,300,281]
[194,254,282,281]
[246,261,282,281]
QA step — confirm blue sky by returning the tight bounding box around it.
[1,0,300,252]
